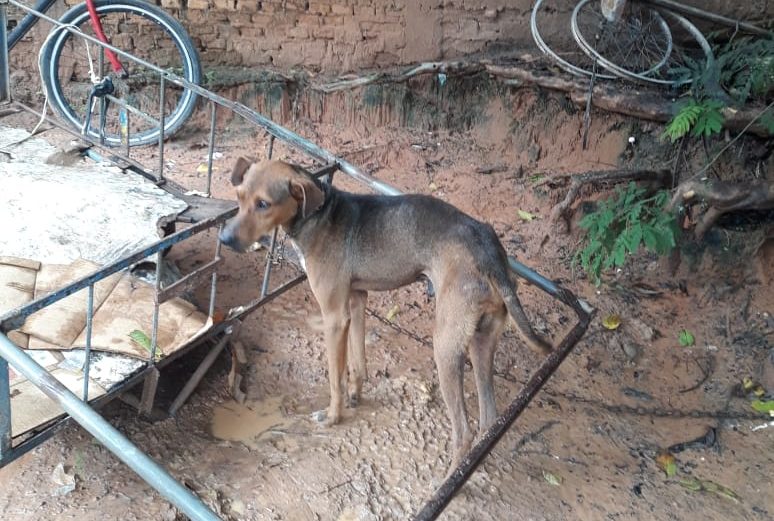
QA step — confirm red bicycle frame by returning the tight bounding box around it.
[85,0,126,76]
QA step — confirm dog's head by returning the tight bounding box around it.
[219,158,325,252]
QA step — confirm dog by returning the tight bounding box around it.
[219,158,552,471]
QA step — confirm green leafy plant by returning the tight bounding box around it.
[663,98,725,142]
[574,183,678,285]
[678,329,695,347]
[715,36,774,105]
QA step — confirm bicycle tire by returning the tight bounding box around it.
[39,0,202,147]
[572,1,713,86]
[530,0,616,80]
[571,0,673,79]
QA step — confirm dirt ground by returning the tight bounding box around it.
[0,88,773,521]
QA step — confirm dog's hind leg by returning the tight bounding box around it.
[434,296,476,472]
[470,306,507,435]
[347,290,368,407]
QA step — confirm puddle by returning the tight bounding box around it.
[210,396,290,448]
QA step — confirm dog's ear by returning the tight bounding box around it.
[289,177,324,218]
[230,156,255,186]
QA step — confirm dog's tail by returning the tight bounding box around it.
[490,272,552,354]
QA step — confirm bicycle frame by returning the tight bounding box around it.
[8,0,124,74]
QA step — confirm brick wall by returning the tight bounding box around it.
[7,0,773,76]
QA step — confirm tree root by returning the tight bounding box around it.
[549,169,671,233]
[668,178,774,239]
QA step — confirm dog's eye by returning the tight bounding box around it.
[256,200,271,210]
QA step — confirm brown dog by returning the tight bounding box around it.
[220,158,551,470]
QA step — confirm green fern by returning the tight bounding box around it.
[663,100,703,142]
[663,99,725,142]
[691,99,725,138]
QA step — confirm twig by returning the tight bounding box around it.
[678,356,714,394]
[689,100,774,182]
[549,169,671,232]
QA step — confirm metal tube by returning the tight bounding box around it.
[208,225,223,318]
[642,0,771,36]
[82,284,94,401]
[121,108,130,157]
[158,75,166,182]
[0,1,10,103]
[98,47,106,146]
[0,333,221,521]
[149,253,163,361]
[0,356,10,458]
[168,334,229,416]
[414,295,593,520]
[260,229,279,298]
[7,0,57,50]
[205,101,217,196]
[107,94,160,125]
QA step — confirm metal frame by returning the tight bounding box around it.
[0,0,593,519]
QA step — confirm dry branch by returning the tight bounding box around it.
[549,169,671,232]
[668,178,774,238]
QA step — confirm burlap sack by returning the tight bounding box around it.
[21,259,121,348]
[0,256,41,348]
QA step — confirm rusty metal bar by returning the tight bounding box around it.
[0,0,11,103]
[208,225,223,318]
[149,253,164,362]
[158,75,166,182]
[641,0,771,36]
[205,100,217,196]
[414,287,592,520]
[0,357,10,459]
[82,284,95,401]
[168,333,230,416]
[158,257,222,304]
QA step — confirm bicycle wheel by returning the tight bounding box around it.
[572,0,672,78]
[571,0,714,86]
[530,0,616,79]
[39,0,202,147]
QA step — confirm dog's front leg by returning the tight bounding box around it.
[318,310,350,426]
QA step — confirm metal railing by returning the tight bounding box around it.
[0,0,593,519]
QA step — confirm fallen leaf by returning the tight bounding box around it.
[129,330,152,351]
[517,210,536,222]
[602,314,621,330]
[678,329,695,347]
[751,400,774,416]
[385,304,401,322]
[428,182,438,191]
[542,470,562,486]
[752,385,766,398]
[656,452,677,478]
[679,477,740,503]
[196,163,214,174]
[742,376,755,392]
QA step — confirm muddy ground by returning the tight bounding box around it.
[0,87,772,521]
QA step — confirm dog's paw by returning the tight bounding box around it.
[311,409,328,423]
[346,392,360,408]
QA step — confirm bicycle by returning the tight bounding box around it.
[8,0,202,147]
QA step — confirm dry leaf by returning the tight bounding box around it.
[602,314,622,330]
[542,470,562,486]
[385,304,401,322]
[517,209,536,222]
[655,452,677,478]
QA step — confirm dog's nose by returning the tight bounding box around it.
[218,226,237,249]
